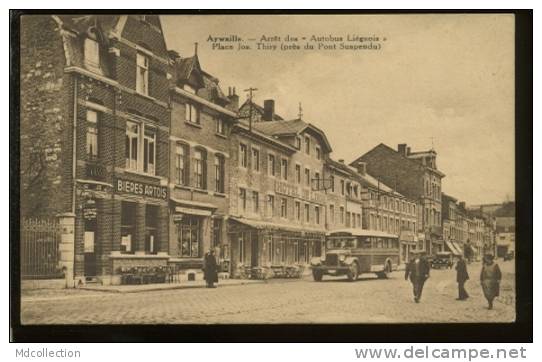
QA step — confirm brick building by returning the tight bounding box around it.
[21,15,171,284]
[228,100,331,277]
[352,143,445,255]
[167,50,238,279]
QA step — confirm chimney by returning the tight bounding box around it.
[355,161,367,175]
[459,202,466,209]
[338,159,345,164]
[407,147,411,156]
[398,144,407,156]
[168,50,181,62]
[263,99,275,121]
[226,86,239,112]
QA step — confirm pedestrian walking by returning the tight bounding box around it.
[203,249,219,288]
[455,255,469,300]
[404,251,431,303]
[480,254,502,310]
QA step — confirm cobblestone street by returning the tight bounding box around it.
[20,261,515,324]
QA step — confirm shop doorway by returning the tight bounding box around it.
[83,204,97,278]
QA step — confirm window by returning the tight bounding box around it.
[185,103,199,124]
[329,205,335,224]
[120,201,136,253]
[305,168,310,187]
[214,154,225,193]
[340,206,345,224]
[178,216,201,258]
[315,172,320,185]
[86,110,98,159]
[239,188,247,211]
[268,154,276,176]
[125,121,139,171]
[356,214,361,228]
[143,127,156,175]
[145,205,158,254]
[281,159,288,180]
[295,201,301,221]
[315,206,320,225]
[295,164,301,184]
[84,38,100,70]
[346,212,351,227]
[252,191,259,213]
[304,204,310,223]
[193,148,206,189]
[305,136,310,154]
[239,144,248,168]
[316,146,321,160]
[252,148,260,172]
[266,194,275,217]
[280,198,288,218]
[136,53,149,95]
[340,180,345,195]
[175,143,189,186]
[346,182,351,196]
[215,118,225,135]
[330,175,335,192]
[295,136,301,149]
[212,219,222,247]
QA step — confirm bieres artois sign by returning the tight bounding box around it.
[116,178,167,200]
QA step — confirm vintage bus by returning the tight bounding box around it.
[310,229,400,281]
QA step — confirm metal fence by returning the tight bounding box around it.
[21,218,63,279]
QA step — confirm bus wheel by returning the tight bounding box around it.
[347,262,359,281]
[312,270,323,282]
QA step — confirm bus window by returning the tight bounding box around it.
[360,236,372,248]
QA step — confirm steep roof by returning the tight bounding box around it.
[56,15,121,36]
[239,99,284,121]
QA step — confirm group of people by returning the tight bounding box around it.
[405,251,503,309]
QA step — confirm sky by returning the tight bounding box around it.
[161,14,515,206]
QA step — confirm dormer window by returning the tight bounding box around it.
[84,38,100,71]
[185,103,199,124]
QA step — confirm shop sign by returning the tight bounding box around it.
[83,207,97,220]
[116,178,167,200]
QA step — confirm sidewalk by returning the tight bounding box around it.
[78,278,265,293]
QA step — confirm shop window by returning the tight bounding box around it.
[136,53,149,95]
[268,154,276,176]
[86,110,98,159]
[193,148,207,189]
[145,205,158,254]
[252,148,260,172]
[214,154,225,193]
[239,144,248,168]
[143,127,156,175]
[178,216,201,258]
[120,201,136,253]
[185,103,200,124]
[84,38,100,71]
[175,143,189,186]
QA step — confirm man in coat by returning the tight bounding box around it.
[405,251,431,303]
[203,249,219,288]
[480,254,502,309]
[455,255,470,300]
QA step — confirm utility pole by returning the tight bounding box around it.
[244,87,257,132]
[298,102,303,120]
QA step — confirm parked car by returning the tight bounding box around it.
[504,251,515,261]
[431,251,454,269]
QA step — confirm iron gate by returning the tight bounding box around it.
[21,218,63,279]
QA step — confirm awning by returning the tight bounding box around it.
[170,197,217,210]
[229,217,326,235]
[174,207,212,217]
[444,240,462,256]
[452,241,464,256]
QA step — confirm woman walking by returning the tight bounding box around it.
[480,254,502,309]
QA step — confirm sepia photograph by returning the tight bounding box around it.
[10,10,532,342]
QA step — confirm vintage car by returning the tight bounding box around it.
[430,251,454,269]
[310,229,400,282]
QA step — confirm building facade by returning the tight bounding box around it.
[21,15,172,284]
[352,143,445,255]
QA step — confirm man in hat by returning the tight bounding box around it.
[405,250,431,303]
[203,249,219,288]
[455,255,470,300]
[480,254,501,309]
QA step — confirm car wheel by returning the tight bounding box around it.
[377,262,391,279]
[347,262,359,281]
[312,270,323,282]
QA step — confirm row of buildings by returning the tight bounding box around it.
[20,15,501,285]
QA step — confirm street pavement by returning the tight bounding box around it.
[20,260,515,324]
